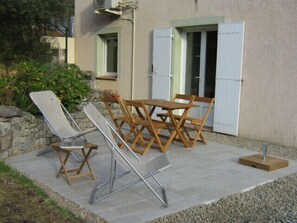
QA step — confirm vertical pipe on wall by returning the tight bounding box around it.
[131,8,136,99]
[120,3,137,99]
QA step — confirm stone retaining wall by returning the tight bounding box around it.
[0,101,115,159]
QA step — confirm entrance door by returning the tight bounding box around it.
[183,31,217,127]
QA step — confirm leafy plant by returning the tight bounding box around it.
[0,60,90,114]
[0,74,14,104]
[45,64,90,111]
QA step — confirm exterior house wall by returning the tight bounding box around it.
[75,0,297,148]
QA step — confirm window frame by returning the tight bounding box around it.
[96,28,121,78]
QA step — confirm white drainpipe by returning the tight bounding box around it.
[121,8,136,100]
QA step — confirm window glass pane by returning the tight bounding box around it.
[106,35,118,73]
[185,32,201,96]
[204,31,217,98]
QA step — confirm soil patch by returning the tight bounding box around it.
[0,173,86,223]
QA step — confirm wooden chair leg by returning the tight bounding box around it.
[191,127,206,147]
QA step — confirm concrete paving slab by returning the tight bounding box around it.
[6,134,297,223]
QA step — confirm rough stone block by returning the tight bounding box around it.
[0,105,23,118]
[0,122,11,136]
[12,138,22,147]
[12,124,23,132]
[20,140,34,151]
[0,135,12,151]
[11,116,25,125]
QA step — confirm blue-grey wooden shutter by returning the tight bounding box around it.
[151,28,172,100]
[213,22,245,135]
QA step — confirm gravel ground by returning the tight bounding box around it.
[150,132,297,223]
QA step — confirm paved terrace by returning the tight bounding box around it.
[6,132,297,223]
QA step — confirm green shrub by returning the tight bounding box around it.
[0,60,90,114]
[0,74,13,104]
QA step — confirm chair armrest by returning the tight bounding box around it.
[72,127,97,139]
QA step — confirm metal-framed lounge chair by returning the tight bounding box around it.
[29,90,97,161]
[83,103,171,207]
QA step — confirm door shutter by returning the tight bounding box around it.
[213,22,245,135]
[151,28,172,100]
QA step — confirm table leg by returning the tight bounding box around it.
[56,149,73,185]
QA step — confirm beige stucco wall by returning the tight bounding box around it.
[75,0,297,148]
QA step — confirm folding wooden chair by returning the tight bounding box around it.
[157,93,194,122]
[83,103,171,207]
[181,96,215,146]
[123,100,172,155]
[102,95,135,143]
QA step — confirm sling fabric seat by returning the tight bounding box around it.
[83,103,171,207]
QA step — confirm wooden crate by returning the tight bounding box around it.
[239,154,288,171]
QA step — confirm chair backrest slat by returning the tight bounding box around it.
[102,95,129,119]
[123,100,152,125]
[171,94,194,116]
[174,94,194,103]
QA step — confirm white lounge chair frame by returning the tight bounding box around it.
[83,103,171,207]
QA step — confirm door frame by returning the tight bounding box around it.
[179,27,218,127]
[170,16,223,97]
